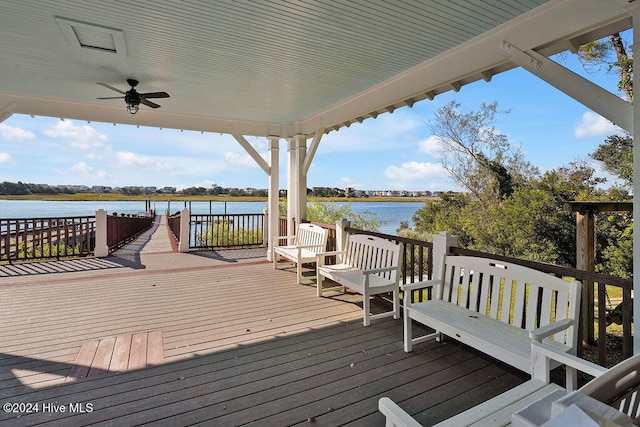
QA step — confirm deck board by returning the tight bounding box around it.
[0,217,528,426]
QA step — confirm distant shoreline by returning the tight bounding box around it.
[0,194,439,203]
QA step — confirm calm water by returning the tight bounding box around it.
[0,199,429,234]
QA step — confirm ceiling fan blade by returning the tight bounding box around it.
[97,82,126,94]
[140,92,170,99]
[140,98,162,109]
[97,96,124,100]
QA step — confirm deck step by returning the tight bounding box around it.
[66,331,164,381]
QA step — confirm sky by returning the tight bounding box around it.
[0,39,629,193]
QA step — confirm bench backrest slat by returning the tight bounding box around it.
[500,282,514,323]
[525,284,539,330]
[437,255,581,348]
[540,288,554,328]
[295,223,328,254]
[344,234,401,281]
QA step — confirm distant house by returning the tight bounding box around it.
[159,187,177,194]
[66,185,89,192]
[144,186,158,193]
[91,185,112,193]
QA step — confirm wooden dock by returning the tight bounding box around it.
[0,216,527,426]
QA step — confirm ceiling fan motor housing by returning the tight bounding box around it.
[125,90,141,106]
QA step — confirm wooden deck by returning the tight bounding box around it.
[0,216,527,426]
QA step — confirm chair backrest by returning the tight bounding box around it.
[579,353,640,423]
[437,255,581,348]
[344,234,402,282]
[295,223,328,253]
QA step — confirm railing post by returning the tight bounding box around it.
[263,208,269,248]
[432,231,458,278]
[335,219,350,263]
[94,209,109,258]
[178,208,190,253]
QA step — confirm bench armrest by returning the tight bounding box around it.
[272,235,296,244]
[378,397,422,427]
[400,279,440,293]
[316,250,347,265]
[316,250,346,259]
[532,341,607,379]
[529,318,575,342]
[295,243,325,250]
[362,266,398,275]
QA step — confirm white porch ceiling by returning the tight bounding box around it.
[0,0,634,138]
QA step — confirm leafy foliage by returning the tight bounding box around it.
[403,101,631,277]
[198,220,262,247]
[280,201,384,232]
[591,134,633,186]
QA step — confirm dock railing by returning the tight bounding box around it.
[107,212,156,252]
[0,216,96,263]
[190,213,264,249]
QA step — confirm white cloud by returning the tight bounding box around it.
[0,123,36,141]
[0,152,13,162]
[385,161,445,181]
[224,151,261,168]
[383,161,456,191]
[44,120,108,149]
[418,135,444,157]
[70,162,93,174]
[69,162,108,179]
[574,111,622,138]
[114,151,172,171]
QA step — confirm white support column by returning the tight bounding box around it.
[94,209,109,257]
[295,134,308,221]
[178,207,190,253]
[631,7,640,354]
[287,138,297,234]
[262,207,269,247]
[267,136,280,261]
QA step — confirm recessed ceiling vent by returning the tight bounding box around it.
[56,17,127,57]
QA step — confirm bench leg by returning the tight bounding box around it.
[317,273,323,297]
[393,288,399,320]
[404,314,413,353]
[363,292,371,327]
[297,262,302,284]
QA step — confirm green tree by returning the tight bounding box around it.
[591,134,633,186]
[429,101,538,203]
[280,201,384,232]
[577,33,632,101]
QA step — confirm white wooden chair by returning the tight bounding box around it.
[272,223,328,284]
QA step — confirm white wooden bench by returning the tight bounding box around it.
[272,223,328,284]
[403,254,582,386]
[316,233,402,326]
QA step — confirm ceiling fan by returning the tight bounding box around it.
[97,79,169,114]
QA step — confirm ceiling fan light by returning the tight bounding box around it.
[127,103,139,114]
